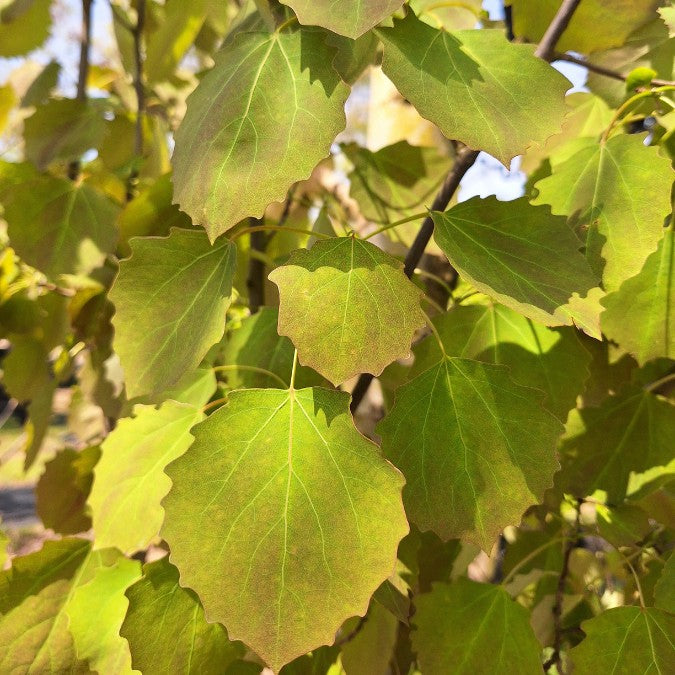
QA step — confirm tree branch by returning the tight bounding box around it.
[247,220,267,313]
[67,0,93,180]
[349,0,584,413]
[544,499,582,674]
[127,0,146,200]
[554,52,675,88]
[534,0,581,61]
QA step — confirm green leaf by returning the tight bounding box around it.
[279,0,404,38]
[36,446,101,535]
[532,134,674,290]
[508,0,661,53]
[328,31,380,84]
[0,83,15,134]
[654,553,675,612]
[558,387,675,502]
[625,66,657,90]
[0,540,118,673]
[110,228,236,398]
[431,197,598,327]
[0,538,91,614]
[595,504,652,548]
[343,140,452,225]
[570,607,675,674]
[340,601,398,675]
[412,580,543,674]
[0,0,52,57]
[269,237,425,385]
[88,401,203,553]
[67,557,142,675]
[172,27,349,241]
[159,368,217,407]
[20,60,60,107]
[601,227,674,365]
[23,99,106,170]
[377,356,562,550]
[221,307,325,389]
[161,387,407,671]
[1,165,119,279]
[376,13,569,164]
[411,303,591,420]
[145,0,206,83]
[121,557,244,675]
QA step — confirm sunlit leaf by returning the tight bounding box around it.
[601,227,674,364]
[162,387,407,671]
[88,401,203,553]
[532,134,674,290]
[377,13,569,164]
[110,228,236,398]
[173,27,349,241]
[431,197,598,326]
[269,237,424,385]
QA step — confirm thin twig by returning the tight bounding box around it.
[534,0,582,61]
[554,52,675,87]
[127,0,146,200]
[67,0,93,180]
[544,499,583,674]
[348,0,584,414]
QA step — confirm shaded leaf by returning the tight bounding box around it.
[36,446,101,535]
[343,141,452,225]
[280,0,404,38]
[558,387,675,502]
[110,228,236,398]
[431,197,598,326]
[377,13,569,164]
[601,227,674,364]
[508,0,660,53]
[596,503,652,548]
[67,557,142,675]
[654,553,675,611]
[88,401,203,553]
[378,356,562,550]
[412,579,543,674]
[269,237,424,385]
[570,607,675,674]
[23,99,106,170]
[2,164,119,278]
[532,134,674,290]
[341,601,398,675]
[329,31,380,84]
[0,541,119,673]
[121,557,244,675]
[173,27,349,241]
[221,307,325,389]
[411,303,591,420]
[0,0,52,57]
[162,387,407,671]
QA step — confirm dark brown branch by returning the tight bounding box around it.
[127,0,146,200]
[534,0,581,61]
[554,52,675,88]
[544,499,583,674]
[334,614,367,647]
[349,0,584,413]
[350,147,478,413]
[247,220,267,313]
[67,0,93,180]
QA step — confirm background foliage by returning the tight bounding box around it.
[0,0,673,673]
